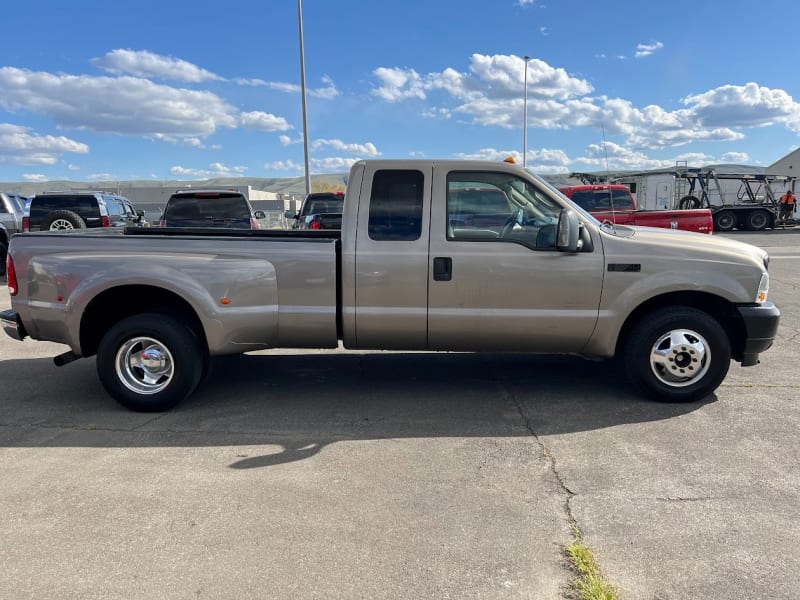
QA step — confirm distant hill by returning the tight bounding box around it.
[0,163,770,198]
[0,172,351,198]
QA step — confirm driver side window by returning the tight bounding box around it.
[446,171,561,249]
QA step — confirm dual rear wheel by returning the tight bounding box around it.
[97,313,206,412]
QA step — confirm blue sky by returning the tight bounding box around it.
[2,0,800,183]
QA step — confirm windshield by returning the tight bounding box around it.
[525,170,601,226]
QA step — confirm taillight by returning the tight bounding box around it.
[310,219,322,230]
[101,216,111,227]
[22,216,29,232]
[7,254,18,296]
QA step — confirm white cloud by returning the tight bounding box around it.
[261,75,340,99]
[170,163,248,178]
[455,147,570,173]
[371,55,800,152]
[635,41,664,59]
[92,49,224,82]
[23,173,48,181]
[265,160,304,171]
[87,173,116,181]
[571,141,685,171]
[239,111,292,132]
[682,83,797,128]
[720,151,751,163]
[312,138,380,156]
[310,157,361,172]
[371,67,428,102]
[0,123,89,165]
[0,67,239,138]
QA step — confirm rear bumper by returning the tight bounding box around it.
[737,302,780,366]
[0,309,27,341]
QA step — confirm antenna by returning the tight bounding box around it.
[601,124,616,227]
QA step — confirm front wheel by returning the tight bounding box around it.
[96,313,205,411]
[623,307,731,402]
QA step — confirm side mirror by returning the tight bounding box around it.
[254,210,266,219]
[284,210,296,219]
[557,209,582,253]
[136,209,145,217]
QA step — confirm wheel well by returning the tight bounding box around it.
[615,292,748,361]
[79,285,207,358]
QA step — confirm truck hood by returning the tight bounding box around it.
[604,225,769,269]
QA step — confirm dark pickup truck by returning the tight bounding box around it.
[287,192,344,230]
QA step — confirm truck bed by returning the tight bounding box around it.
[9,228,342,356]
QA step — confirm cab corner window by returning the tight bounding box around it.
[368,170,424,241]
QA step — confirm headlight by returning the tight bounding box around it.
[756,272,769,304]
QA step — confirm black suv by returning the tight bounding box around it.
[24,191,146,232]
[159,189,264,229]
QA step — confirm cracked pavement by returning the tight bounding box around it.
[1,231,799,599]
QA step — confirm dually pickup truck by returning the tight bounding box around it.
[559,184,713,234]
[2,160,779,412]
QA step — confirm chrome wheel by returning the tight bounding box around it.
[49,219,76,230]
[649,329,710,387]
[115,336,174,395]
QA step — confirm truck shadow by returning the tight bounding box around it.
[0,352,715,467]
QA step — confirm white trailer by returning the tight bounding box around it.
[605,169,796,231]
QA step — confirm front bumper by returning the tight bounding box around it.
[0,309,27,341]
[737,302,780,366]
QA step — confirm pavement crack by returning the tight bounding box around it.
[502,382,580,532]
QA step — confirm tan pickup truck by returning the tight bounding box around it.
[1,160,779,411]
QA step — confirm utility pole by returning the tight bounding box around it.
[298,0,311,196]
[523,55,530,168]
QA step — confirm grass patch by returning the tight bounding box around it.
[565,529,620,600]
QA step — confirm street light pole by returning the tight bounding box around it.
[298,0,311,196]
[523,55,530,168]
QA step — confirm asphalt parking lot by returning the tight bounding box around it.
[1,230,798,599]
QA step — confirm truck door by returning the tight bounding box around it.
[350,165,432,349]
[427,167,604,353]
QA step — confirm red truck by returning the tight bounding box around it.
[559,184,713,234]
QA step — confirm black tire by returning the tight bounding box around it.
[744,209,770,231]
[623,307,731,402]
[678,195,700,210]
[96,313,204,412]
[713,211,736,232]
[42,209,87,231]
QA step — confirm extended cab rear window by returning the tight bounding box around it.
[368,170,424,241]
